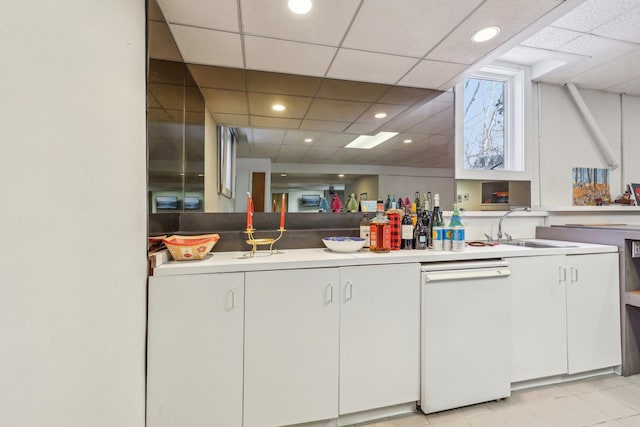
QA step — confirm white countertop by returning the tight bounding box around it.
[152,239,617,276]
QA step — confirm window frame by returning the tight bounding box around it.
[455,63,531,181]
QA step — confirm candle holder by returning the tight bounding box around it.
[244,227,286,257]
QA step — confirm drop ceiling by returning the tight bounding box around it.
[499,0,640,95]
[153,0,640,169]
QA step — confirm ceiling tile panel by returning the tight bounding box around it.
[246,71,322,97]
[299,120,350,133]
[327,49,420,85]
[342,0,485,57]
[170,25,244,67]
[249,144,281,158]
[305,98,370,122]
[210,113,250,127]
[250,116,302,129]
[248,92,312,119]
[158,0,239,31]
[607,77,640,96]
[551,0,640,32]
[377,87,440,106]
[427,0,563,64]
[281,130,325,145]
[316,133,357,147]
[343,122,381,135]
[398,60,468,90]
[538,36,638,84]
[148,21,184,61]
[591,6,640,43]
[240,0,361,46]
[521,26,582,50]
[571,48,640,89]
[201,88,248,114]
[188,64,246,90]
[244,36,337,77]
[356,104,408,125]
[248,128,286,144]
[315,79,389,102]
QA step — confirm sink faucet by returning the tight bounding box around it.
[497,207,531,241]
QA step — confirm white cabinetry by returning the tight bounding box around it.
[147,273,244,427]
[510,253,621,382]
[510,255,567,382]
[566,253,621,374]
[339,264,420,415]
[244,264,420,426]
[244,268,340,427]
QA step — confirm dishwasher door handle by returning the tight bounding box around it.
[424,268,511,282]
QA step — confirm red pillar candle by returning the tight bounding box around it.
[280,193,286,229]
[246,192,253,230]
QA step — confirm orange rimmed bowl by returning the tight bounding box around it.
[162,234,220,261]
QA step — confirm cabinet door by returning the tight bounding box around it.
[147,273,244,427]
[509,255,568,382]
[339,264,420,415]
[244,269,340,427]
[566,252,621,374]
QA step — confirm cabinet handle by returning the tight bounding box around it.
[326,283,333,303]
[345,281,353,302]
[559,266,566,283]
[227,288,235,310]
[571,266,578,283]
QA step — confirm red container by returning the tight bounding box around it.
[386,210,402,250]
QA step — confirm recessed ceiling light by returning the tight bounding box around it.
[374,112,387,119]
[272,104,286,112]
[403,139,413,144]
[288,0,312,14]
[472,26,500,43]
[338,174,345,178]
[304,138,313,143]
[345,131,399,150]
[281,174,287,177]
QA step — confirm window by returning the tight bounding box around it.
[463,77,506,170]
[455,64,528,180]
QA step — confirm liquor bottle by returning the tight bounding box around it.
[415,210,428,249]
[359,214,371,248]
[386,207,402,250]
[384,194,391,210]
[369,201,390,253]
[401,206,413,250]
[414,191,420,209]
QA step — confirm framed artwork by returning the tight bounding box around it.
[630,183,640,206]
[572,167,611,206]
[218,125,236,198]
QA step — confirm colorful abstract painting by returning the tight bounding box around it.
[572,167,611,206]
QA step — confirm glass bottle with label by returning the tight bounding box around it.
[415,210,428,249]
[401,206,414,250]
[359,214,371,248]
[369,201,390,253]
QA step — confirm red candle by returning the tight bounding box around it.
[280,193,286,229]
[246,192,253,230]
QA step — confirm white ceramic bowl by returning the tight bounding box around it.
[322,236,366,253]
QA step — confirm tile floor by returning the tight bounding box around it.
[351,374,640,427]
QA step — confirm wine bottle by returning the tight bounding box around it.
[432,193,444,227]
[401,206,413,250]
[415,210,428,249]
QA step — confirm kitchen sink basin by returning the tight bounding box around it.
[500,240,577,249]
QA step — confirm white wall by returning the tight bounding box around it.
[235,157,272,212]
[0,1,146,426]
[538,84,623,206]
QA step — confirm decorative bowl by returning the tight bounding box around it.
[322,236,366,253]
[163,234,220,261]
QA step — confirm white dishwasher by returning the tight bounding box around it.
[420,260,512,414]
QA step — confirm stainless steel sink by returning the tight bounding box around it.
[500,240,577,249]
